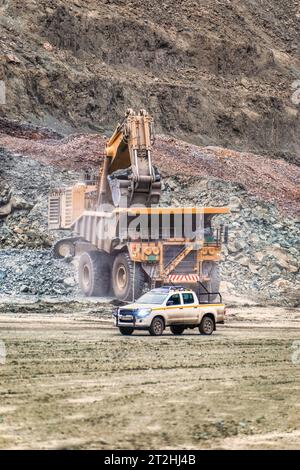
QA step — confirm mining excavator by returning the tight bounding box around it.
[49,109,229,302]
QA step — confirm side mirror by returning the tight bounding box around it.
[167,300,174,306]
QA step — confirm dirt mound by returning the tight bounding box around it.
[0,1,299,162]
[0,147,78,249]
[1,126,299,216]
[0,117,62,140]
[0,249,79,296]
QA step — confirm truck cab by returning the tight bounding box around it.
[114,286,226,336]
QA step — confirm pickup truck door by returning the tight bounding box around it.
[163,293,183,324]
[179,292,199,324]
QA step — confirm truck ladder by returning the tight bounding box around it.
[163,243,198,277]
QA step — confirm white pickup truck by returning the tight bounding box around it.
[114,286,226,336]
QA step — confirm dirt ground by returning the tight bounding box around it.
[0,305,300,450]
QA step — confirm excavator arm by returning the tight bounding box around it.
[98,109,161,207]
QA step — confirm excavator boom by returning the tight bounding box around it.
[98,109,161,208]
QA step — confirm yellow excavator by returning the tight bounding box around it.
[98,108,161,207]
[49,109,229,301]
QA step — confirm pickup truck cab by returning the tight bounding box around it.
[114,286,226,336]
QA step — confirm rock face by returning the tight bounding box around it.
[0,1,299,304]
[0,148,78,249]
[0,0,300,163]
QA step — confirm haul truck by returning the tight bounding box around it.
[48,109,229,302]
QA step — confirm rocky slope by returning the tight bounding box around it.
[162,176,300,306]
[0,127,299,305]
[1,124,299,216]
[0,249,79,297]
[0,1,300,163]
[0,1,299,305]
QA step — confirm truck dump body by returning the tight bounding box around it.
[72,207,229,249]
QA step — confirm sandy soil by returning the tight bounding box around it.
[0,305,300,450]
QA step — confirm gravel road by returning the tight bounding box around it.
[0,306,300,450]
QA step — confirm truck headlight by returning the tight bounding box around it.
[136,308,151,318]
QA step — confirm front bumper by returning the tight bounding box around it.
[114,313,152,329]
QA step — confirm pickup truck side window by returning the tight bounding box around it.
[167,294,181,305]
[182,293,195,304]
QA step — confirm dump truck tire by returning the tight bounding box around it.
[52,238,76,259]
[112,252,145,302]
[78,251,111,297]
[200,261,220,302]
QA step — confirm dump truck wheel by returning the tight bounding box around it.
[170,325,185,335]
[200,261,220,302]
[199,315,214,335]
[119,327,134,336]
[149,317,164,336]
[79,251,111,297]
[112,252,145,302]
[52,239,76,259]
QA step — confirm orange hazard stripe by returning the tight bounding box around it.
[152,304,225,311]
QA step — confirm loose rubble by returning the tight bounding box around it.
[0,148,78,248]
[162,176,300,306]
[1,132,299,216]
[0,136,299,305]
[0,249,79,297]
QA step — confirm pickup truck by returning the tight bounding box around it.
[114,286,226,336]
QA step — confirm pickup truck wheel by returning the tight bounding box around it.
[170,325,185,335]
[79,251,111,297]
[149,317,164,336]
[119,327,134,336]
[112,252,145,302]
[199,316,214,335]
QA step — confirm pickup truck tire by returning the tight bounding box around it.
[119,327,134,336]
[170,325,185,335]
[199,315,214,335]
[112,252,145,302]
[200,261,220,302]
[149,317,164,336]
[79,251,111,297]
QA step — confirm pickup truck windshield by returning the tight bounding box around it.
[137,292,168,304]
